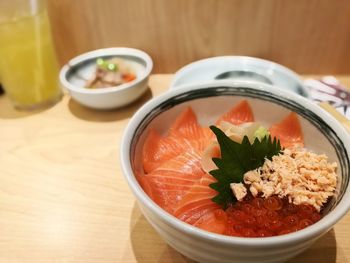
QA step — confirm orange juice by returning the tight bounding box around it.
[0,8,61,110]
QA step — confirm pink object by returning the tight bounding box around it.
[304,76,350,119]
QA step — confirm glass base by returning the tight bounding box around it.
[13,93,63,111]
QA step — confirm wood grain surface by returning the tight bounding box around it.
[0,75,350,262]
[47,0,350,74]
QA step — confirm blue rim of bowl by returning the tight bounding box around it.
[59,47,153,94]
[121,80,350,247]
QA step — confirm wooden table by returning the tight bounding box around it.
[1,75,350,263]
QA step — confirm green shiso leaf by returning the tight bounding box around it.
[209,125,281,209]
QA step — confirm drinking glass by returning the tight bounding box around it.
[0,0,61,110]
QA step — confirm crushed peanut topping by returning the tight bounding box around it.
[243,148,337,211]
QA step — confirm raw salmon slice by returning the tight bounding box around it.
[174,173,227,234]
[194,208,228,234]
[143,108,212,173]
[169,107,213,145]
[143,129,190,173]
[141,151,206,213]
[216,100,254,125]
[269,112,304,148]
[169,107,203,137]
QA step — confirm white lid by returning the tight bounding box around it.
[170,56,309,98]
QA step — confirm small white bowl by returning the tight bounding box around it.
[121,80,350,263]
[60,47,153,109]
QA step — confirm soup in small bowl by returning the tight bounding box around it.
[60,47,153,109]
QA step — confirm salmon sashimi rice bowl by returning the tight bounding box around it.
[137,100,338,238]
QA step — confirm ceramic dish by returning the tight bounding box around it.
[170,56,309,98]
[60,47,153,109]
[121,80,350,263]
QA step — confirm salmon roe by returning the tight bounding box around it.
[224,196,321,237]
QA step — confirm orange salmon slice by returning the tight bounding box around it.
[141,151,206,213]
[169,107,213,143]
[216,100,254,125]
[143,108,212,173]
[269,112,304,148]
[173,173,227,234]
[143,129,186,173]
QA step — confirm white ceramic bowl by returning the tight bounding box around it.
[170,56,309,98]
[120,80,350,263]
[60,47,153,109]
